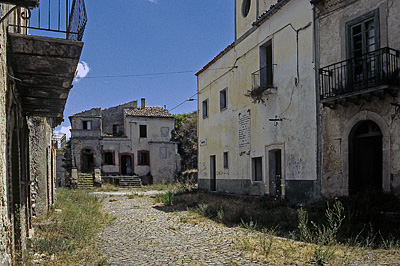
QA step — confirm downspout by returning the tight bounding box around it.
[312,3,322,201]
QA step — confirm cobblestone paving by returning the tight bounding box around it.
[97,194,266,265]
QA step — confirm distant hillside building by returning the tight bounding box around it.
[69,99,181,184]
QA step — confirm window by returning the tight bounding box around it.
[346,10,380,86]
[161,127,169,137]
[103,151,114,165]
[220,88,227,110]
[113,124,122,136]
[202,99,208,119]
[242,0,251,17]
[346,9,379,59]
[252,157,263,182]
[223,152,229,169]
[82,120,92,130]
[259,40,273,87]
[138,150,150,165]
[139,125,147,138]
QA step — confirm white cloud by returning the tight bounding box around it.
[74,61,90,82]
[55,126,71,140]
[147,0,157,3]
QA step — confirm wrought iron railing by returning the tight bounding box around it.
[319,47,400,100]
[251,66,273,90]
[9,0,87,41]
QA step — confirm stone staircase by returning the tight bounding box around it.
[119,176,141,188]
[77,173,94,189]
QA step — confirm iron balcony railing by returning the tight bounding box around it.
[251,66,273,90]
[319,47,400,101]
[9,0,87,41]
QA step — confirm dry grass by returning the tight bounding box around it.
[26,188,113,266]
[235,232,400,265]
[173,191,400,265]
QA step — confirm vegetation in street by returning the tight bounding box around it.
[27,188,113,265]
[170,190,400,265]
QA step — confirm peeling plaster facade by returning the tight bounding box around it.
[315,0,400,197]
[69,100,181,184]
[196,0,318,203]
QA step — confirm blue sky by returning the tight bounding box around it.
[56,0,235,137]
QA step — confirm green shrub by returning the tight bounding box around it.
[161,191,175,206]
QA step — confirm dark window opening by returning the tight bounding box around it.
[103,152,114,165]
[138,151,150,165]
[202,99,208,118]
[82,120,92,130]
[223,152,229,169]
[140,125,147,138]
[242,0,251,17]
[113,124,122,136]
[220,88,227,110]
[252,157,263,182]
[260,41,273,87]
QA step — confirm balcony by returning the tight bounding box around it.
[319,47,400,107]
[248,66,276,103]
[5,0,87,126]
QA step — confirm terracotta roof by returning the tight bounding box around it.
[125,107,174,118]
[252,0,291,27]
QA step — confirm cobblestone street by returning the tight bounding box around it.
[96,192,266,265]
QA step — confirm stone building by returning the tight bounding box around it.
[69,99,181,184]
[196,0,318,203]
[0,1,86,264]
[313,0,400,197]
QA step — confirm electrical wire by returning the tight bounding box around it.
[78,67,233,80]
[169,92,197,112]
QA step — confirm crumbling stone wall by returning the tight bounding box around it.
[28,117,54,218]
[102,101,137,136]
[0,4,13,265]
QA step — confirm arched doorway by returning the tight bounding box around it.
[81,149,94,173]
[349,120,382,195]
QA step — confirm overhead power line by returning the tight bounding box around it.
[170,92,197,112]
[78,67,233,80]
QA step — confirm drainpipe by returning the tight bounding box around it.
[312,3,322,201]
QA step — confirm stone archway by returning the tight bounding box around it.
[341,111,390,194]
[348,120,382,194]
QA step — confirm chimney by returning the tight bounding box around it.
[141,98,145,109]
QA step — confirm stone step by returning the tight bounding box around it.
[119,177,141,188]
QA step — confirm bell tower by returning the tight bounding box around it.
[235,0,277,41]
[235,0,257,40]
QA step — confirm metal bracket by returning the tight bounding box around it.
[269,115,283,126]
[0,5,31,25]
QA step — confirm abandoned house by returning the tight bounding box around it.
[197,0,400,203]
[0,0,86,264]
[69,99,181,186]
[314,0,400,197]
[196,0,318,203]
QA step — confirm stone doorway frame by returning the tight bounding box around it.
[341,111,390,194]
